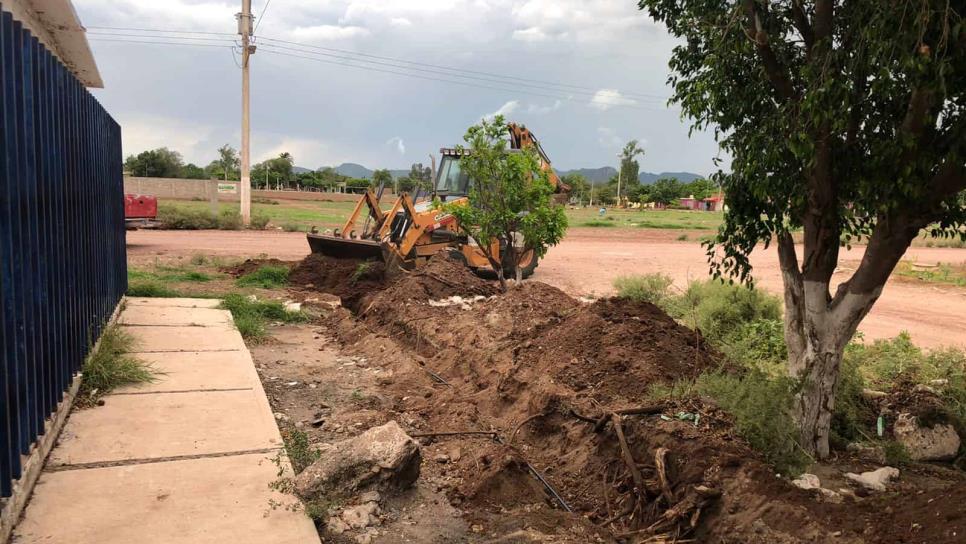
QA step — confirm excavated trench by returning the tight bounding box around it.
[283,251,966,543]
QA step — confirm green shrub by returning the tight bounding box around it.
[676,233,689,241]
[669,280,782,344]
[614,273,674,305]
[694,370,808,474]
[157,204,217,229]
[190,254,208,266]
[79,327,156,404]
[250,213,271,230]
[236,265,290,288]
[721,318,787,374]
[582,220,616,227]
[217,208,243,230]
[281,222,303,232]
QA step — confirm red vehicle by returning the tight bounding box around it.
[124,194,159,230]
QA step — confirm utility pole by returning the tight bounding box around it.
[238,0,254,225]
[616,153,624,208]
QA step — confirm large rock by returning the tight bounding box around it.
[845,467,899,492]
[294,421,421,501]
[893,413,961,461]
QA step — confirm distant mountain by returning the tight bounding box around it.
[316,163,409,179]
[312,162,705,183]
[557,167,705,184]
[292,165,312,174]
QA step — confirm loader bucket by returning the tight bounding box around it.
[306,233,384,260]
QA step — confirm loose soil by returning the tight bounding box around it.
[248,251,966,543]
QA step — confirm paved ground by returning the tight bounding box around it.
[127,229,966,348]
[13,298,319,544]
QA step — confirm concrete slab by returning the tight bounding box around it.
[123,325,246,352]
[50,390,281,466]
[119,305,233,327]
[13,453,320,544]
[126,297,222,309]
[114,351,258,394]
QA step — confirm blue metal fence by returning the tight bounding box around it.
[0,4,125,497]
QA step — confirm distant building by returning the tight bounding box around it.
[679,193,725,212]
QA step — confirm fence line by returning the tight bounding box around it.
[0,4,125,497]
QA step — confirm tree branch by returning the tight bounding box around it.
[742,0,799,102]
[777,231,807,363]
[790,0,814,52]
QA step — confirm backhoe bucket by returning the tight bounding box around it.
[306,233,384,260]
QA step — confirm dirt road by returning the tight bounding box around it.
[127,228,966,348]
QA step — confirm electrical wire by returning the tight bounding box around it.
[256,36,668,102]
[254,0,273,34]
[256,40,665,104]
[257,45,667,111]
[85,26,235,36]
[87,31,237,43]
[88,38,235,49]
[84,25,669,104]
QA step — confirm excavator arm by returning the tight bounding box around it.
[507,123,569,194]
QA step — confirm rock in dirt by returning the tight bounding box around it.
[845,466,899,492]
[341,501,381,529]
[294,421,421,501]
[893,412,961,461]
[792,473,821,491]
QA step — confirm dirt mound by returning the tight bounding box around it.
[366,250,498,305]
[288,253,387,310]
[221,257,292,277]
[516,298,721,403]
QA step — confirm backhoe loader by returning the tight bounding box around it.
[306,123,568,278]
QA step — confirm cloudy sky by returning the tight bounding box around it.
[76,0,725,174]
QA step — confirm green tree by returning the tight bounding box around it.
[640,0,966,457]
[683,178,717,200]
[647,177,684,206]
[372,169,393,191]
[180,163,206,179]
[216,144,239,182]
[617,140,645,203]
[441,116,568,290]
[124,148,184,178]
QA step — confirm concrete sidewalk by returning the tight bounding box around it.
[13,298,320,544]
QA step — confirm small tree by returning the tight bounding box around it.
[648,177,684,207]
[216,144,239,181]
[372,168,393,191]
[442,116,568,291]
[641,0,966,457]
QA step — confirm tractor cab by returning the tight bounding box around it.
[434,148,471,201]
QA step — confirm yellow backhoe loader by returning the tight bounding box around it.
[306,123,568,278]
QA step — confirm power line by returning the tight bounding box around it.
[84,25,670,104]
[88,38,234,49]
[257,35,669,102]
[257,40,666,104]
[254,0,273,34]
[258,46,668,111]
[88,31,237,44]
[85,26,235,36]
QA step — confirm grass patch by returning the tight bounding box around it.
[236,265,290,288]
[220,293,308,342]
[281,222,304,232]
[126,281,183,298]
[78,326,156,405]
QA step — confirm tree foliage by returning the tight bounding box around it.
[647,177,684,206]
[640,0,966,457]
[216,144,239,181]
[618,140,646,201]
[124,147,184,178]
[441,116,568,290]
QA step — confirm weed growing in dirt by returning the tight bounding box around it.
[220,293,308,342]
[351,262,372,283]
[677,233,689,241]
[236,265,290,288]
[281,222,303,232]
[190,254,208,266]
[614,273,674,306]
[78,326,156,405]
[280,427,321,474]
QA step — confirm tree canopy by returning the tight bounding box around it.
[640,0,966,457]
[124,148,184,178]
